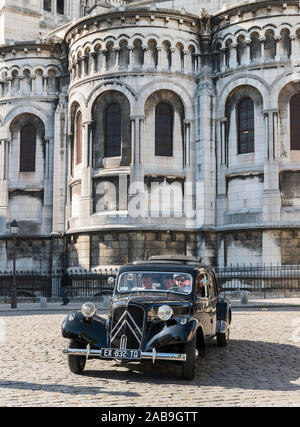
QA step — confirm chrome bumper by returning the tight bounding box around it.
[62,346,186,363]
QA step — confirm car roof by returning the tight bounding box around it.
[118,255,213,274]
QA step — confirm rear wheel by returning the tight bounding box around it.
[182,335,196,380]
[217,314,230,347]
[67,340,86,374]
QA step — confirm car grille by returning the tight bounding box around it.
[110,304,145,350]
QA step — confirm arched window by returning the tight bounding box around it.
[105,103,121,157]
[43,0,51,12]
[20,124,36,172]
[290,93,300,150]
[76,111,82,165]
[155,103,173,157]
[57,0,64,15]
[237,97,254,154]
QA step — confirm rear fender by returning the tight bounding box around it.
[61,312,108,349]
[216,298,231,333]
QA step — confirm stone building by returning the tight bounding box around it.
[1,0,300,272]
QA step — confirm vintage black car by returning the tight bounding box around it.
[61,255,231,380]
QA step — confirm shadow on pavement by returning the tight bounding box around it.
[0,380,140,397]
[76,339,300,391]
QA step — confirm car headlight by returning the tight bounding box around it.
[81,302,96,318]
[157,305,173,321]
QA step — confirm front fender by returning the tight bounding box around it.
[144,317,200,352]
[61,312,108,349]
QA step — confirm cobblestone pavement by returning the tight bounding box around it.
[0,307,299,407]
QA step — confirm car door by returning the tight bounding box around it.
[195,272,211,337]
[208,272,218,336]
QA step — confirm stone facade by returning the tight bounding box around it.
[2,0,300,271]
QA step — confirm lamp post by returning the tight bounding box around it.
[10,220,19,309]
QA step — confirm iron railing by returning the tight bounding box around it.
[215,264,300,294]
[0,265,300,300]
[0,269,118,299]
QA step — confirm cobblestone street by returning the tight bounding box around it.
[0,307,299,407]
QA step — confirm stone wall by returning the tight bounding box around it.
[66,230,201,269]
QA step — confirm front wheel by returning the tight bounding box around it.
[182,335,196,380]
[67,340,86,374]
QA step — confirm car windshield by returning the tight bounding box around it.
[117,271,193,295]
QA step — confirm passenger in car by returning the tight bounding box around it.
[163,274,175,290]
[141,274,153,289]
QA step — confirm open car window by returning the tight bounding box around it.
[117,271,193,295]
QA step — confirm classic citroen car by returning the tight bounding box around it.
[61,256,231,380]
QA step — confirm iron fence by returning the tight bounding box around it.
[1,265,300,300]
[215,264,300,294]
[0,269,118,300]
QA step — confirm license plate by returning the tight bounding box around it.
[100,348,141,360]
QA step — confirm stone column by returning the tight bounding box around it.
[216,118,228,227]
[196,74,216,231]
[114,47,120,70]
[90,52,96,74]
[75,60,80,79]
[157,47,162,71]
[275,36,281,61]
[263,110,280,224]
[142,46,147,70]
[129,116,145,211]
[259,36,265,60]
[42,136,53,235]
[170,48,176,72]
[184,120,191,168]
[290,35,297,62]
[7,77,12,98]
[81,55,87,77]
[52,94,68,234]
[0,139,8,234]
[221,48,227,71]
[43,75,48,95]
[128,46,133,70]
[245,38,251,65]
[79,120,92,227]
[230,43,238,68]
[101,49,108,72]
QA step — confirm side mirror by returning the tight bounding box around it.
[107,276,115,286]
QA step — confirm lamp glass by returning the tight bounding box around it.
[10,220,19,235]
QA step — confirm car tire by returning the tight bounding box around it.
[182,335,196,380]
[67,340,86,374]
[217,315,230,347]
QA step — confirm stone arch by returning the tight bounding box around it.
[137,80,193,120]
[278,79,300,156]
[271,71,300,108]
[143,89,185,168]
[224,84,264,166]
[86,81,136,119]
[68,91,87,123]
[9,112,46,180]
[91,90,131,168]
[3,104,50,138]
[216,75,268,118]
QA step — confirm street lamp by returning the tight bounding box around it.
[10,220,19,309]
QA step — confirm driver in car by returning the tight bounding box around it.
[174,274,191,292]
[163,274,175,290]
[142,274,153,289]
